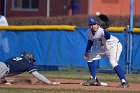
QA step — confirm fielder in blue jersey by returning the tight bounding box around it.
[0,51,59,85]
[82,13,129,88]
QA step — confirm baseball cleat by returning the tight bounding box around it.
[82,78,97,86]
[118,82,129,88]
[82,78,107,86]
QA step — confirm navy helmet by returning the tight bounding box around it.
[88,17,97,25]
[21,51,36,63]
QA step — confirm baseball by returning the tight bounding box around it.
[96,12,100,16]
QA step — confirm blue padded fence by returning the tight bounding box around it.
[0,27,140,73]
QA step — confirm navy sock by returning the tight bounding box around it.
[87,61,96,79]
[114,65,126,82]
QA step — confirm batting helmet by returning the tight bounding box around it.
[88,17,97,25]
[21,51,36,63]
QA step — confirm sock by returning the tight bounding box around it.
[87,61,96,79]
[114,65,126,83]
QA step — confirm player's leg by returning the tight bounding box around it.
[0,62,10,84]
[82,61,98,86]
[109,42,129,88]
[83,49,106,86]
[88,61,96,79]
[0,62,9,79]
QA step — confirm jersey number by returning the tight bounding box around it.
[13,57,22,61]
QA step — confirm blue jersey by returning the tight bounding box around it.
[4,56,37,76]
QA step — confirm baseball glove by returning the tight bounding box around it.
[95,12,112,29]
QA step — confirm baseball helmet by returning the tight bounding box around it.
[21,51,36,63]
[88,17,97,25]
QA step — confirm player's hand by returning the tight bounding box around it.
[84,52,89,59]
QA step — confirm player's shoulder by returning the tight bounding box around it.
[96,27,104,35]
[6,56,21,62]
[98,27,104,31]
[87,28,91,32]
[7,56,28,62]
[86,29,91,34]
[110,35,119,40]
[86,29,93,37]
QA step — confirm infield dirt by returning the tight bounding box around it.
[0,77,140,92]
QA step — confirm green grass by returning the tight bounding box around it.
[0,88,97,93]
[0,88,139,93]
[1,71,140,93]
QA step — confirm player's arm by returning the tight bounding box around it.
[84,40,93,59]
[86,40,93,53]
[104,29,110,39]
[31,71,53,84]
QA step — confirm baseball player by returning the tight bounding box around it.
[82,16,129,88]
[0,15,9,53]
[0,51,60,85]
[0,15,8,26]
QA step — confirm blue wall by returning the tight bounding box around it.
[0,28,139,71]
[0,28,87,67]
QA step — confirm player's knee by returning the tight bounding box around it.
[110,62,118,68]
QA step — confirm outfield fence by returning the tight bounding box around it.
[0,25,140,74]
